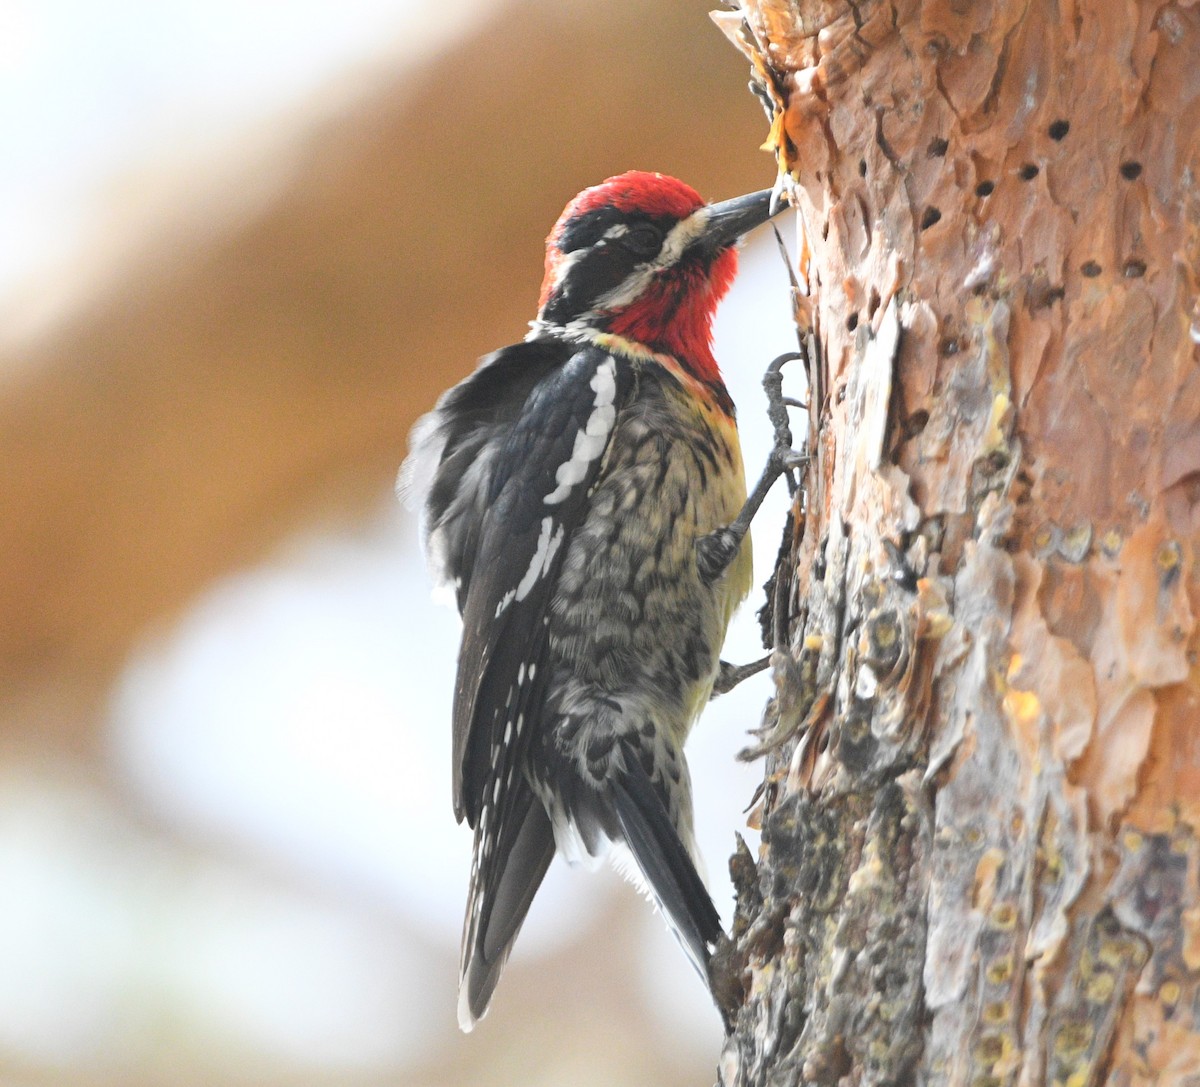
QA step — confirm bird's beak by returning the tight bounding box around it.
[695,188,784,253]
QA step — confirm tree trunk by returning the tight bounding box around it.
[713,2,1200,1084]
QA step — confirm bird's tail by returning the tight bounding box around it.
[610,749,723,974]
[457,784,556,1031]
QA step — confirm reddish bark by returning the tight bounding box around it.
[717,2,1200,1083]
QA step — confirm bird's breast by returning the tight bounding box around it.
[547,373,751,736]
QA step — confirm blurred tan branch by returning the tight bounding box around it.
[0,0,769,749]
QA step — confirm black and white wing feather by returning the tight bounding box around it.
[451,346,632,821]
[407,341,633,1027]
[400,338,568,611]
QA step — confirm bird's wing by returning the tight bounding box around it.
[452,343,633,825]
[400,338,569,610]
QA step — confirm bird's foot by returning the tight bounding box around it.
[696,352,808,586]
[711,655,772,699]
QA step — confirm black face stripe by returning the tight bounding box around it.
[556,207,675,256]
[542,244,639,324]
[544,208,708,325]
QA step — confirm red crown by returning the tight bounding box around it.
[559,171,705,222]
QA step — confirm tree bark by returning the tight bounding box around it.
[714,2,1200,1084]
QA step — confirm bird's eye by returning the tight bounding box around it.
[620,224,663,259]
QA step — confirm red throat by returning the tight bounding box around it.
[606,246,738,386]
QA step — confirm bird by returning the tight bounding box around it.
[401,170,781,1030]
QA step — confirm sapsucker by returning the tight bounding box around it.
[402,171,780,1030]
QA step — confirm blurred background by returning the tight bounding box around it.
[0,1,800,1083]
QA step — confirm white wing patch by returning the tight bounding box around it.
[515,515,565,601]
[544,356,618,506]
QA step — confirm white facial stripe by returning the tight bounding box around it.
[589,205,712,312]
[658,206,711,265]
[534,204,714,334]
[544,357,618,505]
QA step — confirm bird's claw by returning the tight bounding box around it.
[694,354,808,584]
[711,655,772,698]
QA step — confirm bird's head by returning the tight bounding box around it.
[534,172,779,384]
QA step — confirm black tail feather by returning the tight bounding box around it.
[611,753,723,972]
[459,786,556,1030]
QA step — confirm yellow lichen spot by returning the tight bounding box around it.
[991,902,1018,931]
[1099,528,1123,557]
[1053,1021,1094,1057]
[1182,907,1200,971]
[965,826,984,847]
[1097,940,1129,968]
[879,997,904,1023]
[987,953,1015,985]
[982,1000,1010,1025]
[871,615,899,650]
[1007,653,1023,678]
[803,633,824,652]
[1004,687,1041,726]
[976,1032,1009,1063]
[1086,972,1115,1003]
[1123,830,1144,852]
[982,392,1012,453]
[1063,1072,1089,1087]
[1040,844,1063,884]
[1160,979,1181,1006]
[1157,540,1181,574]
[871,1038,894,1061]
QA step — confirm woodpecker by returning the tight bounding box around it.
[402,171,780,1030]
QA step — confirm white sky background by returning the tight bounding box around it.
[0,0,805,1074]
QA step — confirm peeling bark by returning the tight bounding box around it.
[715,2,1200,1084]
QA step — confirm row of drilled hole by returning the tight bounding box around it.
[964,158,1142,200]
[922,121,1147,279]
[844,260,1145,332]
[837,121,1149,330]
[921,123,1144,219]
